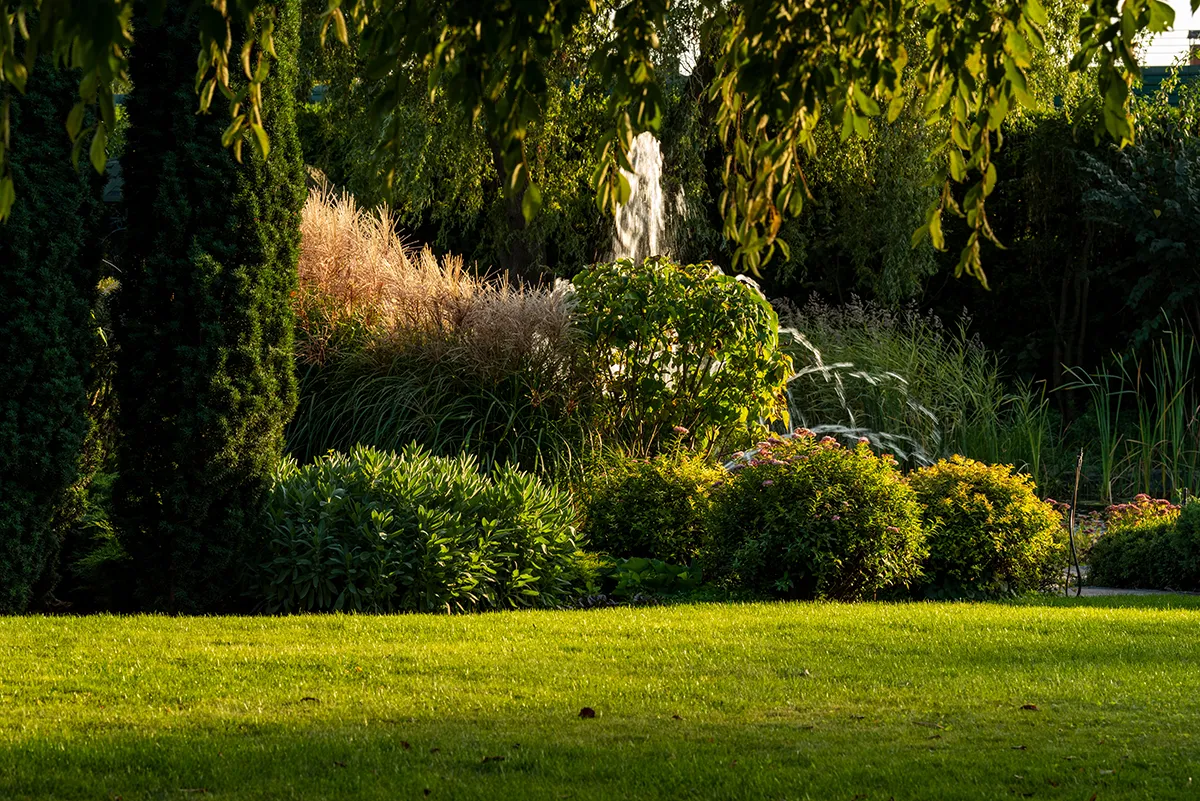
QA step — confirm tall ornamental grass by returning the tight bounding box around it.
[288,183,586,473]
[779,298,1060,486]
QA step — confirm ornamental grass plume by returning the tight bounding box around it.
[296,177,576,379]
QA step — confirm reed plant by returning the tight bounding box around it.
[779,299,1050,469]
[1064,325,1199,502]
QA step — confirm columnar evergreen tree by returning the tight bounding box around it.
[0,63,101,612]
[116,1,304,612]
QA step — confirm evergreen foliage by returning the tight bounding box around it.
[0,61,100,612]
[116,1,304,612]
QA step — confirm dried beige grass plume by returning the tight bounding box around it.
[297,178,575,378]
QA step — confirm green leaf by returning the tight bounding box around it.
[66,103,86,141]
[852,84,881,117]
[948,149,966,181]
[250,123,270,159]
[521,181,543,222]
[0,175,14,220]
[89,124,108,174]
[1147,0,1175,32]
[929,209,944,250]
[1025,0,1048,25]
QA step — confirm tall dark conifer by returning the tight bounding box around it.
[117,1,304,612]
[0,63,101,612]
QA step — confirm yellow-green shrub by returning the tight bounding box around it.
[577,450,724,564]
[910,456,1065,598]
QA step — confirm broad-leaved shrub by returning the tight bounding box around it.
[577,449,724,564]
[706,432,926,601]
[572,258,791,455]
[910,456,1065,598]
[261,445,582,612]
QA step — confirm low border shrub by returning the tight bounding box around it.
[910,456,1065,599]
[705,431,926,601]
[261,445,583,612]
[577,448,724,564]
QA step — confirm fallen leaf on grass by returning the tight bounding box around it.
[579,707,596,719]
[1020,704,1039,711]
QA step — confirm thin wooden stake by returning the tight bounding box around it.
[1067,448,1084,597]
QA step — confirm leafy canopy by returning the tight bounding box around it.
[0,0,1194,282]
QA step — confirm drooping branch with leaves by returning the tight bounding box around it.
[0,0,1193,281]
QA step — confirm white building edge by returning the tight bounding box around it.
[1141,0,1200,66]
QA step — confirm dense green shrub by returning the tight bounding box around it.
[260,445,582,612]
[1087,495,1184,590]
[116,1,305,612]
[1171,500,1200,590]
[578,449,724,564]
[0,61,101,612]
[705,432,926,600]
[573,258,792,456]
[910,456,1065,599]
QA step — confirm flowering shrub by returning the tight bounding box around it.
[260,445,583,613]
[1107,494,1181,530]
[704,431,926,601]
[1088,495,1185,590]
[577,448,725,564]
[909,457,1065,599]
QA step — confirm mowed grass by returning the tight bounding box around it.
[3,598,1200,800]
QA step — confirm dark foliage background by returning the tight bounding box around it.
[0,61,102,613]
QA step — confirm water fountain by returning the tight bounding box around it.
[612,132,671,263]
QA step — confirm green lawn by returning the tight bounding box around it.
[3,598,1199,800]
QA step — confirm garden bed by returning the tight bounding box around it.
[3,598,1200,799]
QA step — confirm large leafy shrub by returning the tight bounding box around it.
[577,449,724,564]
[116,1,305,612]
[260,445,582,612]
[910,456,1065,598]
[572,258,792,455]
[0,61,101,612]
[705,432,926,601]
[1087,495,1185,590]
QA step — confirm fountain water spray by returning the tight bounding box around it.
[612,132,671,262]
